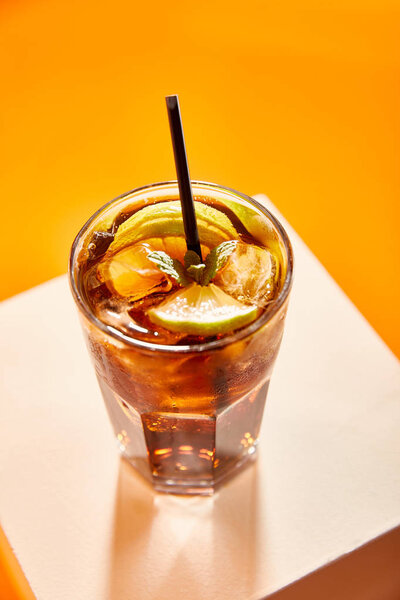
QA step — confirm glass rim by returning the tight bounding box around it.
[69,180,294,354]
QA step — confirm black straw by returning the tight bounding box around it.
[166,95,202,261]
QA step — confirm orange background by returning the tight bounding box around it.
[1,0,399,597]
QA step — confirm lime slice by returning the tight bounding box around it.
[222,197,277,245]
[98,243,172,299]
[108,201,237,255]
[148,282,259,336]
[221,197,285,270]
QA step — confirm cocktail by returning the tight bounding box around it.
[69,98,293,494]
[70,180,293,494]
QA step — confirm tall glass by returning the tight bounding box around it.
[69,182,293,495]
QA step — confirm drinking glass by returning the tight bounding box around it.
[69,181,293,494]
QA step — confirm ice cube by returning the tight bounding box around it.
[97,243,172,300]
[92,291,185,344]
[214,243,278,308]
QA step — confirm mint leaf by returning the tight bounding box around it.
[202,241,238,285]
[172,259,192,286]
[184,250,201,269]
[147,251,179,279]
[147,242,238,287]
[187,263,206,284]
[147,251,191,286]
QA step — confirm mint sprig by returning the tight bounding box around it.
[184,250,201,269]
[147,241,237,286]
[146,251,192,286]
[187,263,206,284]
[202,240,238,285]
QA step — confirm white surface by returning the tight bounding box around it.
[0,196,399,600]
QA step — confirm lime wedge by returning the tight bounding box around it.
[222,198,276,246]
[222,197,284,267]
[147,283,259,336]
[108,201,237,255]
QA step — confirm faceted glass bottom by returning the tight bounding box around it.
[98,376,269,495]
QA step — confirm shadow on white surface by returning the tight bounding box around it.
[107,458,264,600]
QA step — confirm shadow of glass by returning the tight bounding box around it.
[107,457,263,600]
[266,526,400,600]
[107,459,157,599]
[106,458,399,600]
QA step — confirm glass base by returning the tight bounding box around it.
[98,374,268,495]
[123,444,258,495]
